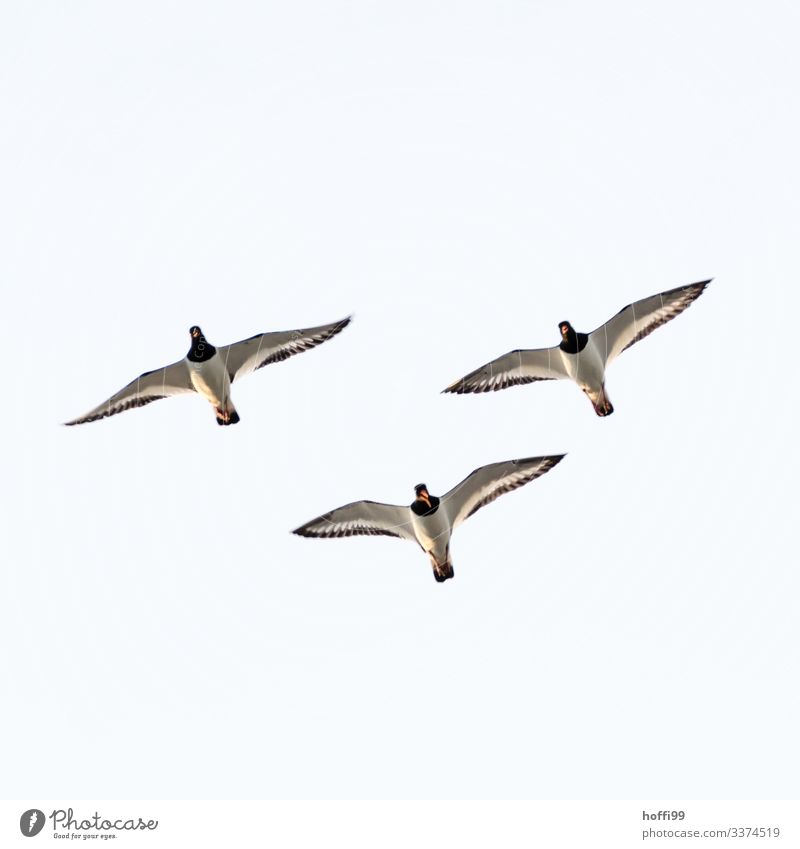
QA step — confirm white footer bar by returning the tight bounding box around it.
[2,800,797,848]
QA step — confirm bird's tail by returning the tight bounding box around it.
[215,405,241,426]
[430,550,454,583]
[590,386,614,417]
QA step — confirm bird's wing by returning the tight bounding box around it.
[442,347,569,394]
[64,360,194,425]
[217,316,352,383]
[442,455,565,530]
[292,500,417,542]
[591,280,710,365]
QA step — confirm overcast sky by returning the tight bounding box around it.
[1,0,798,800]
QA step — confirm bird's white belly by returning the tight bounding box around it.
[561,341,606,390]
[411,509,451,560]
[188,358,229,407]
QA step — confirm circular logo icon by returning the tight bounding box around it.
[19,809,46,837]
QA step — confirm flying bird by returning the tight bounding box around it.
[65,316,352,426]
[442,280,710,416]
[292,454,565,583]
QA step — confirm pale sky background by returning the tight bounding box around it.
[1,1,798,800]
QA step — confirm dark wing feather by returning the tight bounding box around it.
[64,360,194,425]
[443,455,565,529]
[442,347,568,394]
[292,500,416,542]
[218,316,352,382]
[592,280,710,365]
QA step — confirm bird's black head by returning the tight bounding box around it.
[558,320,589,354]
[411,483,439,516]
[187,325,217,362]
[414,483,432,508]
